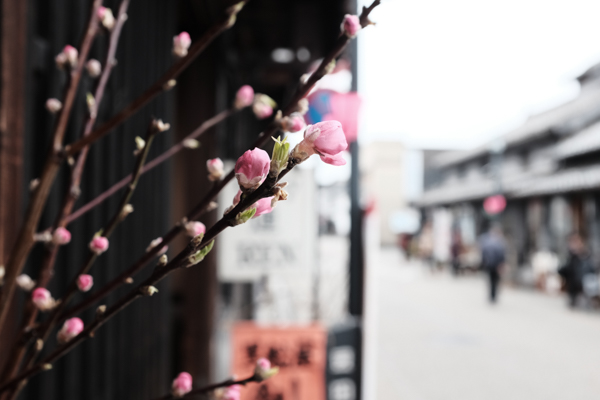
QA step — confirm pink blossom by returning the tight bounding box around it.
[53,227,71,245]
[291,120,347,166]
[147,238,168,255]
[253,197,274,218]
[97,6,115,30]
[172,372,193,397]
[45,98,63,114]
[63,45,78,66]
[77,274,94,292]
[89,236,109,255]
[32,288,55,311]
[185,221,206,237]
[283,113,306,133]
[207,158,224,181]
[234,85,254,109]
[234,148,270,191]
[341,14,361,38]
[173,32,192,58]
[252,102,273,119]
[254,357,278,381]
[222,385,241,400]
[57,317,84,343]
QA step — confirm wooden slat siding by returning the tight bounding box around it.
[0,0,27,368]
[15,0,174,399]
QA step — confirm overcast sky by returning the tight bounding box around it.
[358,0,600,150]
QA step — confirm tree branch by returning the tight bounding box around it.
[63,2,248,157]
[152,375,255,400]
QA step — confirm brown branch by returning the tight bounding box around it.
[7,120,161,399]
[151,375,256,400]
[57,0,381,324]
[63,1,248,157]
[0,0,131,387]
[0,0,102,345]
[65,109,234,225]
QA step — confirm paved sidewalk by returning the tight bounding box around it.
[373,249,600,400]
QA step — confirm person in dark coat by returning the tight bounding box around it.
[479,225,506,303]
[558,233,593,307]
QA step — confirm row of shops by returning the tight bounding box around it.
[415,62,600,291]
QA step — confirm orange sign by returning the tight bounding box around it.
[231,322,327,400]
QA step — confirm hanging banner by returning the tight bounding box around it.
[231,323,327,400]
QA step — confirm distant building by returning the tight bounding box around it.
[416,62,600,286]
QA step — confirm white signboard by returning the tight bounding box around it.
[217,166,317,282]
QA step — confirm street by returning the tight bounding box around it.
[372,248,600,400]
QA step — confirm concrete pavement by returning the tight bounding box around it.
[372,248,600,400]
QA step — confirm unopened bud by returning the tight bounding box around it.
[325,59,336,75]
[33,231,53,243]
[45,98,63,114]
[226,2,245,28]
[35,339,44,351]
[158,254,168,266]
[86,93,96,118]
[0,265,4,286]
[124,277,134,284]
[141,286,159,296]
[163,79,177,91]
[235,207,257,225]
[67,157,75,166]
[98,6,116,30]
[86,59,102,78]
[120,204,134,219]
[173,32,191,58]
[207,201,218,212]
[295,98,309,115]
[96,305,107,316]
[191,233,204,246]
[42,363,53,371]
[134,136,145,156]
[16,274,36,291]
[29,179,40,192]
[152,119,171,133]
[183,138,200,149]
[270,137,290,178]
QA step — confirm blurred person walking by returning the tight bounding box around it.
[450,230,463,276]
[479,225,506,303]
[558,233,594,308]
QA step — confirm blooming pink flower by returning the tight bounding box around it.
[173,32,192,58]
[45,98,63,114]
[86,59,102,77]
[341,14,361,38]
[57,317,84,343]
[291,120,347,165]
[32,288,55,311]
[234,148,270,191]
[77,274,94,292]
[89,236,109,255]
[53,227,71,245]
[185,221,206,237]
[207,158,224,181]
[97,6,115,30]
[172,372,193,397]
[234,85,254,109]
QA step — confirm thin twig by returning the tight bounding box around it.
[65,109,234,225]
[5,120,161,397]
[0,0,131,387]
[152,375,255,400]
[63,2,248,157]
[57,0,381,325]
[0,0,102,347]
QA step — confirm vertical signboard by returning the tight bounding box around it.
[231,323,327,400]
[326,321,362,400]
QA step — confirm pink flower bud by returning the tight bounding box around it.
[173,32,192,58]
[32,288,56,311]
[89,236,109,255]
[341,14,361,38]
[53,227,71,245]
[57,317,84,343]
[207,158,224,181]
[234,148,270,191]
[222,385,241,400]
[63,45,78,67]
[147,238,168,255]
[234,85,254,109]
[97,6,116,30]
[283,113,306,133]
[252,102,273,120]
[253,197,274,218]
[185,221,206,237]
[172,372,193,397]
[45,98,63,114]
[291,120,347,166]
[77,274,94,292]
[254,357,279,381]
[86,59,102,78]
[16,274,36,291]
